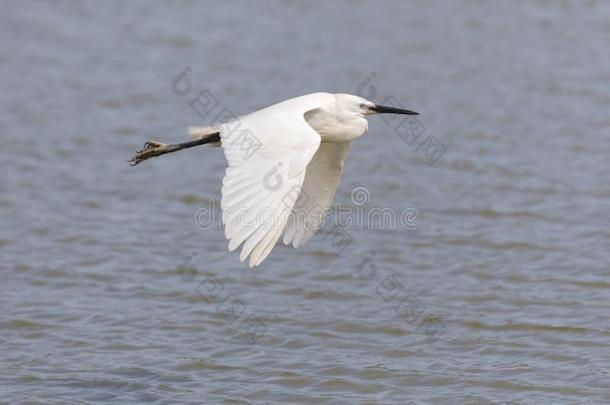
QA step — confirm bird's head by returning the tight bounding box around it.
[335,93,419,118]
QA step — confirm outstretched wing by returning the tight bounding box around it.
[283,142,351,248]
[220,105,322,267]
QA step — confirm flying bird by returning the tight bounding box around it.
[129,93,418,267]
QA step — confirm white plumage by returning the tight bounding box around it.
[132,92,418,267]
[210,93,367,267]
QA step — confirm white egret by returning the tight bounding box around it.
[129,93,418,267]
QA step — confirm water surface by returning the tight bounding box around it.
[1,1,610,403]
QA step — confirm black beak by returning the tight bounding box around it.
[371,105,419,115]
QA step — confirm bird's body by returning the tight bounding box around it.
[130,92,417,267]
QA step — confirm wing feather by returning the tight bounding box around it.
[219,100,323,267]
[283,142,351,248]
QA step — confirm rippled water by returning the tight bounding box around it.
[2,1,610,403]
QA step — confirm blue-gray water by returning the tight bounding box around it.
[2,1,610,403]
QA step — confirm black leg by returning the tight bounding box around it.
[128,132,220,166]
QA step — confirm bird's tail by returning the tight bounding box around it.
[188,126,222,148]
[189,126,218,140]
